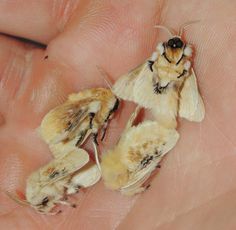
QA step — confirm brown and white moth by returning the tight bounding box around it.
[113,23,205,129]
[101,107,179,195]
[9,148,100,214]
[39,88,119,163]
[9,88,119,214]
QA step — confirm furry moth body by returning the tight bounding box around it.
[113,26,205,129]
[101,107,179,195]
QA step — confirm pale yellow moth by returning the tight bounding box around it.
[8,148,101,214]
[40,88,119,159]
[113,23,205,129]
[101,107,179,195]
[8,88,119,214]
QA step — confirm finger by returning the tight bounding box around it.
[0,33,136,228]
[0,0,81,44]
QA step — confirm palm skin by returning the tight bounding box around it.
[0,0,235,229]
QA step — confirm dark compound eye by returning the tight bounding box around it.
[167,37,184,49]
[167,39,174,47]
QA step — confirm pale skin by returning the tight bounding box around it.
[0,0,235,229]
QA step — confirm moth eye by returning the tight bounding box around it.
[167,37,183,49]
[167,39,174,47]
[176,40,183,48]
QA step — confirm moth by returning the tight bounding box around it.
[9,148,101,214]
[101,107,179,195]
[113,22,205,129]
[39,88,119,163]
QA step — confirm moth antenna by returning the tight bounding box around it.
[96,66,113,91]
[5,191,29,206]
[179,20,201,37]
[154,25,174,38]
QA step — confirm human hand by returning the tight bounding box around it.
[0,1,235,229]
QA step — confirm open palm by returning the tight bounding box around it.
[0,0,235,229]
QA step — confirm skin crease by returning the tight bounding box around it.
[0,0,235,229]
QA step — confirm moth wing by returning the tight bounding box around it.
[113,62,147,101]
[27,148,89,190]
[179,69,205,122]
[120,165,154,196]
[120,121,179,195]
[39,103,91,145]
[132,64,160,108]
[67,163,101,194]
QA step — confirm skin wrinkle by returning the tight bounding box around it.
[0,50,26,100]
[51,0,81,33]
[14,51,33,100]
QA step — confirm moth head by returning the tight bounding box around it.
[166,37,184,49]
[155,21,198,61]
[164,36,186,63]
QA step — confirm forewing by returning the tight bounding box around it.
[179,69,205,122]
[27,148,89,189]
[39,103,90,145]
[113,62,147,101]
[67,163,101,194]
[120,121,179,194]
[132,63,160,108]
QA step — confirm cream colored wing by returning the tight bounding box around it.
[119,121,179,195]
[179,69,205,122]
[113,62,148,101]
[120,164,154,196]
[67,163,101,194]
[27,148,89,188]
[132,64,161,109]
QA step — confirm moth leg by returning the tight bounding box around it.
[76,112,95,146]
[153,82,170,94]
[89,112,95,128]
[75,129,89,146]
[92,132,99,145]
[148,60,154,72]
[100,99,120,142]
[92,141,101,171]
[177,60,191,78]
[177,69,187,78]
[100,122,108,141]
